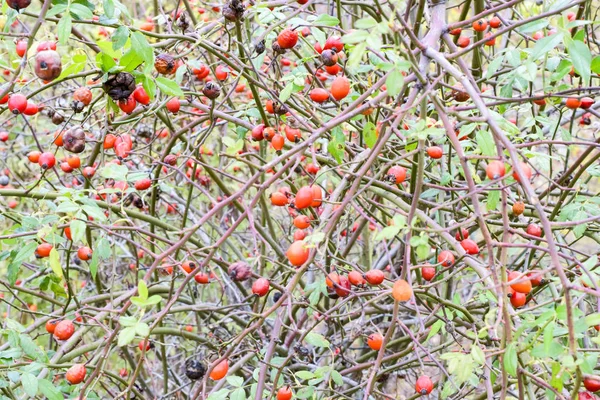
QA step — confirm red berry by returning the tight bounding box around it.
[251,278,270,297]
[387,166,407,184]
[24,101,38,115]
[277,29,298,49]
[54,320,75,340]
[367,333,383,350]
[565,97,582,109]
[77,246,93,261]
[455,228,469,240]
[438,250,455,267]
[512,162,532,183]
[118,96,137,114]
[415,375,434,395]
[526,223,542,238]
[473,19,488,32]
[331,76,350,101]
[209,359,229,380]
[36,41,57,52]
[38,152,56,169]
[457,36,470,48]
[580,97,594,109]
[8,94,28,114]
[489,16,502,28]
[486,160,506,180]
[66,364,86,384]
[364,269,385,285]
[195,273,210,284]
[461,238,479,255]
[309,88,329,103]
[135,178,152,190]
[584,378,600,393]
[426,146,443,159]
[16,40,27,57]
[45,319,58,334]
[277,386,293,400]
[509,288,526,308]
[422,267,436,281]
[335,275,351,297]
[215,65,229,81]
[324,36,343,52]
[133,86,150,105]
[294,186,314,209]
[166,98,180,114]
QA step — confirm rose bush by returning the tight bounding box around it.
[0,0,599,399]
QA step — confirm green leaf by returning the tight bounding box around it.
[230,388,245,400]
[103,0,115,19]
[19,334,45,361]
[279,81,294,103]
[21,373,38,397]
[504,343,518,377]
[296,370,315,380]
[485,54,504,79]
[119,316,137,327]
[89,249,98,279]
[5,319,26,333]
[100,163,128,181]
[341,30,369,44]
[47,4,68,17]
[330,370,343,386]
[566,39,591,84]
[354,17,377,29]
[145,295,162,306]
[55,199,79,213]
[48,248,63,280]
[8,242,37,285]
[385,69,403,97]
[487,190,499,211]
[135,322,150,337]
[138,280,149,300]
[518,19,548,34]
[583,255,598,270]
[363,122,377,148]
[585,313,600,327]
[375,225,400,241]
[137,74,156,101]
[305,332,330,348]
[591,56,600,74]
[110,25,129,50]
[207,389,231,400]
[226,376,244,387]
[471,346,485,365]
[57,15,72,45]
[311,28,326,48]
[223,137,244,155]
[90,238,108,261]
[130,31,154,72]
[347,42,366,68]
[118,326,136,347]
[155,77,184,97]
[38,379,62,400]
[15,241,37,264]
[529,32,563,60]
[426,320,443,341]
[476,130,495,156]
[69,3,94,19]
[296,386,314,399]
[327,127,345,164]
[312,14,340,27]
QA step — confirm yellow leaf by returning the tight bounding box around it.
[48,248,63,280]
